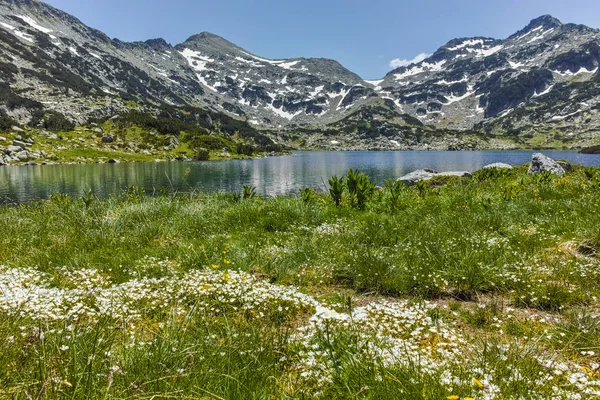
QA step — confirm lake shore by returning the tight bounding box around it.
[1,166,599,398]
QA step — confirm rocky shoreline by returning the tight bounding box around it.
[396,153,570,185]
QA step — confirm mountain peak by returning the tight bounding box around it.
[508,15,563,40]
[184,31,226,43]
[527,15,562,29]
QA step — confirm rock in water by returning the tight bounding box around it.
[527,153,565,175]
[397,169,439,185]
[482,162,513,170]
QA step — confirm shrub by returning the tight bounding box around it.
[329,175,345,207]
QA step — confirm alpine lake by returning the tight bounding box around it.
[1,150,600,203]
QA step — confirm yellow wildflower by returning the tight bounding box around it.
[211,264,219,269]
[224,259,231,265]
[447,396,460,400]
[474,379,485,388]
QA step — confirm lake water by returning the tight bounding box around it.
[1,150,599,203]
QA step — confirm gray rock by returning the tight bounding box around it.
[12,140,27,149]
[437,171,472,178]
[108,158,120,164]
[15,150,30,161]
[7,145,22,153]
[11,126,23,132]
[397,169,439,185]
[48,133,58,140]
[38,130,50,137]
[482,162,513,170]
[93,127,103,133]
[14,135,22,141]
[557,160,574,173]
[0,136,6,142]
[528,153,565,175]
[101,134,114,143]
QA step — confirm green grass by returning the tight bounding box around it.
[0,167,599,398]
[2,125,277,165]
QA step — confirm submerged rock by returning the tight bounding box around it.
[528,153,565,175]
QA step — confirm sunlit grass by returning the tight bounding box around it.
[0,166,599,398]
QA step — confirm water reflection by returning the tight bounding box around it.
[1,150,599,203]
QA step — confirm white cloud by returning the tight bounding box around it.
[389,53,431,69]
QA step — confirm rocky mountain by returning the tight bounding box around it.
[1,0,599,150]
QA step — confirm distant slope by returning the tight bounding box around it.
[1,1,600,149]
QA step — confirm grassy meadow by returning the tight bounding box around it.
[0,165,599,399]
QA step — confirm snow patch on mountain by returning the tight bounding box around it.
[527,28,555,43]
[447,39,485,51]
[533,85,555,97]
[17,15,52,33]
[0,22,15,31]
[266,103,303,120]
[180,49,215,71]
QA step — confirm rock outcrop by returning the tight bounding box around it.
[527,153,565,175]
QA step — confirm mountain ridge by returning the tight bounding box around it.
[1,0,599,152]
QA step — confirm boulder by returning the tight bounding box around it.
[0,136,6,142]
[101,134,114,143]
[108,158,120,164]
[12,140,27,149]
[437,171,472,178]
[397,169,439,185]
[38,130,50,137]
[93,127,103,133]
[7,145,22,153]
[557,160,574,173]
[15,150,30,161]
[11,126,23,132]
[482,162,513,170]
[527,153,565,175]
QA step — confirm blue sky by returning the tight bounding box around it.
[44,0,600,79]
